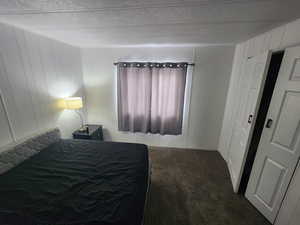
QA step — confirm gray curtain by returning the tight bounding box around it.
[117,62,187,135]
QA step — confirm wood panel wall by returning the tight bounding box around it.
[0,22,85,150]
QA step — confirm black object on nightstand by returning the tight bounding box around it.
[72,124,103,141]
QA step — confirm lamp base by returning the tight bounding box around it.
[79,126,86,131]
[78,125,89,134]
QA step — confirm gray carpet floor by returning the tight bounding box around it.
[144,148,271,225]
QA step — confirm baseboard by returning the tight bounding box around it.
[148,145,217,151]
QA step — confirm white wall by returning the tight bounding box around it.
[0,22,85,149]
[219,18,300,190]
[275,162,300,225]
[82,46,234,150]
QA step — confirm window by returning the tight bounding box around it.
[117,62,188,135]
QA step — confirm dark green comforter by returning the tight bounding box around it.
[0,139,149,225]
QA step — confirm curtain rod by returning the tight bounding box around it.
[113,62,195,66]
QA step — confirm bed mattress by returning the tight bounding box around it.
[0,139,149,225]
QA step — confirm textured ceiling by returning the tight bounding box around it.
[0,0,299,47]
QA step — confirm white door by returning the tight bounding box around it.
[228,51,271,192]
[246,46,300,223]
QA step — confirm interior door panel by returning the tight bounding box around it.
[227,52,271,192]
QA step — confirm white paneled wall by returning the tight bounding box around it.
[0,92,13,146]
[218,18,300,190]
[0,22,84,149]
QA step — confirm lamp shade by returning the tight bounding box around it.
[64,97,83,109]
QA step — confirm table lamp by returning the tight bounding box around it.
[64,97,86,131]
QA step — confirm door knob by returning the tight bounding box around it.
[266,119,273,128]
[248,115,253,124]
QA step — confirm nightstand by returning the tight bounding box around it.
[72,124,103,141]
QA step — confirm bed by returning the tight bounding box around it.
[0,129,150,225]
